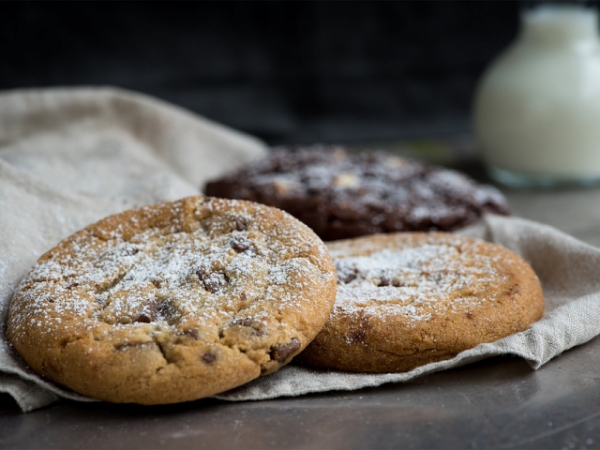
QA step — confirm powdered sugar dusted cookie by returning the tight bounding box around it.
[204,146,510,241]
[7,196,336,404]
[297,233,543,373]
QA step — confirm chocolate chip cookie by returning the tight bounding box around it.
[297,233,544,373]
[7,196,337,404]
[204,146,510,241]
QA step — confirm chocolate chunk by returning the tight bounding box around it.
[196,268,209,281]
[136,301,158,323]
[270,338,301,362]
[197,269,225,293]
[203,278,220,293]
[231,317,264,336]
[230,237,251,253]
[150,278,163,288]
[125,247,139,256]
[46,297,55,303]
[65,283,79,290]
[508,286,521,297]
[135,313,152,323]
[234,217,247,231]
[350,329,367,342]
[182,328,200,340]
[378,276,391,287]
[238,291,250,308]
[201,352,217,364]
[339,271,357,284]
[377,277,403,287]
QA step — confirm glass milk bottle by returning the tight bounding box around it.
[474,4,600,187]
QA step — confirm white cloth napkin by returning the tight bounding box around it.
[1,88,599,412]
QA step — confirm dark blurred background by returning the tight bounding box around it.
[0,1,520,146]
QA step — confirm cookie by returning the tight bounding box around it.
[204,146,510,241]
[297,233,544,373]
[7,196,337,404]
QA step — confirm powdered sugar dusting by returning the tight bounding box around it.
[331,238,507,324]
[8,197,335,343]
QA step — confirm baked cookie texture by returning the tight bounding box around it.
[297,233,544,373]
[7,196,337,404]
[204,146,510,241]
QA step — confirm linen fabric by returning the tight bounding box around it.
[1,88,598,412]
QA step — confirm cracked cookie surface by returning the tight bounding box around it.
[7,196,336,404]
[297,233,544,373]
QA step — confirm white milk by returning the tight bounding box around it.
[474,5,600,186]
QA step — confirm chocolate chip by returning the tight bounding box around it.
[196,268,209,281]
[270,338,301,362]
[466,312,474,320]
[234,217,247,231]
[378,276,391,287]
[150,278,163,288]
[66,283,79,290]
[46,297,55,303]
[230,237,251,253]
[231,317,264,336]
[351,330,367,342]
[203,278,221,293]
[508,286,521,297]
[136,301,158,323]
[183,328,200,340]
[201,352,217,364]
[351,315,372,342]
[339,271,357,284]
[125,247,139,256]
[197,269,224,293]
[238,292,250,309]
[377,277,403,287]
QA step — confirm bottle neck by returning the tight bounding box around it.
[521,5,599,46]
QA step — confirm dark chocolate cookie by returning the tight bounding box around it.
[204,146,509,241]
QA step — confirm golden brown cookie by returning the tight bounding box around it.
[297,233,544,373]
[7,196,336,404]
